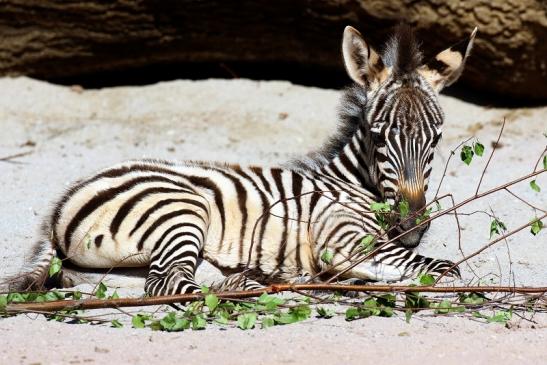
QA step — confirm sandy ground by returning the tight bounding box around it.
[0,77,546,364]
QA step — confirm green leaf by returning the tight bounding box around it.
[43,291,65,301]
[131,314,149,329]
[66,291,82,300]
[191,314,207,330]
[460,145,474,165]
[405,292,430,313]
[95,282,108,299]
[360,235,376,254]
[530,180,541,192]
[377,294,396,308]
[274,312,297,324]
[159,312,176,330]
[0,295,7,312]
[487,310,512,324]
[205,294,219,313]
[531,219,544,236]
[108,290,119,300]
[433,300,452,314]
[370,202,391,213]
[398,200,410,218]
[274,304,311,324]
[418,273,435,286]
[316,307,335,319]
[321,249,333,265]
[257,293,284,312]
[543,155,547,170]
[473,141,485,157]
[237,313,257,330]
[111,319,123,328]
[48,257,62,277]
[405,309,413,323]
[6,292,26,303]
[200,285,210,294]
[459,292,487,305]
[489,219,507,239]
[157,312,189,332]
[345,307,360,321]
[218,301,236,313]
[261,316,275,329]
[215,310,230,325]
[415,208,432,225]
[289,304,311,321]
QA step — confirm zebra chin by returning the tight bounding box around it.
[393,222,429,248]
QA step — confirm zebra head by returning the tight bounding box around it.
[342,25,477,247]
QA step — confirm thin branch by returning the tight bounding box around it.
[0,150,34,164]
[475,118,505,195]
[434,212,547,283]
[505,188,547,213]
[5,284,547,314]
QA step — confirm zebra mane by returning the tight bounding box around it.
[383,24,423,77]
[289,85,367,171]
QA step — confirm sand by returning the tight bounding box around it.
[0,77,545,364]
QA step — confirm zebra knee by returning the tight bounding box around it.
[145,269,201,296]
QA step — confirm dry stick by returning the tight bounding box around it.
[475,118,506,195]
[489,206,514,289]
[434,211,547,284]
[444,193,480,279]
[5,284,547,314]
[0,150,33,164]
[505,188,547,213]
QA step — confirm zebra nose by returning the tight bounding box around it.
[396,188,427,248]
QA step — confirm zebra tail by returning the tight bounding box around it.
[1,239,57,293]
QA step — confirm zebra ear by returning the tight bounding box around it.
[418,27,478,92]
[342,26,388,88]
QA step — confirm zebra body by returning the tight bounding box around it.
[7,24,477,295]
[50,159,453,295]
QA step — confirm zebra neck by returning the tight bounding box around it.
[318,134,377,192]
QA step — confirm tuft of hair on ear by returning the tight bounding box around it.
[383,23,423,77]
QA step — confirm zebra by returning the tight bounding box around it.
[5,25,476,295]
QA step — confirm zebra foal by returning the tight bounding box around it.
[6,25,476,295]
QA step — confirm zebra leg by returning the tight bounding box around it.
[211,273,265,292]
[144,224,206,296]
[345,243,460,282]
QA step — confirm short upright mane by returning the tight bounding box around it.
[290,85,367,171]
[383,24,422,76]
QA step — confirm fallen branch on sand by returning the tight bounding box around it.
[4,284,547,314]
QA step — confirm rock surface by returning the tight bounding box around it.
[0,1,546,99]
[0,77,546,364]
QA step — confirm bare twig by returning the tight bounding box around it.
[475,118,505,195]
[5,284,546,314]
[0,150,33,164]
[434,212,547,283]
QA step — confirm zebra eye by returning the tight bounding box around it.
[371,131,386,148]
